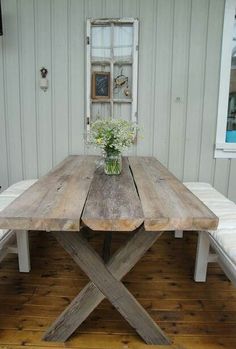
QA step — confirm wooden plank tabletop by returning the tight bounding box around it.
[0,155,218,233]
[128,156,219,231]
[82,157,144,231]
[0,156,97,231]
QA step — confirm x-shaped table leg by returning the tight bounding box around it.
[43,228,171,345]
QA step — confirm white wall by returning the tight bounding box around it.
[0,0,235,200]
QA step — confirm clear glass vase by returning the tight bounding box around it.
[104,153,122,175]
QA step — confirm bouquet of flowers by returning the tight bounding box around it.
[89,118,138,175]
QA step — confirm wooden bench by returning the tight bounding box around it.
[0,180,37,272]
[176,182,236,285]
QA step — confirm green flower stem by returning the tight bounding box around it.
[104,155,122,175]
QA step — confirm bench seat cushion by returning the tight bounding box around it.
[184,182,236,230]
[3,179,37,197]
[0,179,37,243]
[210,229,236,265]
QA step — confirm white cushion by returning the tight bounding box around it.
[184,182,212,190]
[3,179,37,197]
[0,196,17,211]
[184,182,236,225]
[0,179,37,243]
[210,229,236,264]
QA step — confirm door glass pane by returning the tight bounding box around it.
[91,25,111,59]
[226,12,236,142]
[113,24,133,59]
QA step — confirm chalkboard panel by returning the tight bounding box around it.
[92,72,110,99]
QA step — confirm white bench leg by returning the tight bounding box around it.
[194,231,210,282]
[16,230,31,272]
[174,230,183,238]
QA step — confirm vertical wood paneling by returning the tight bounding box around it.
[0,36,9,190]
[213,159,231,196]
[122,0,139,16]
[228,161,236,201]
[198,0,224,183]
[18,0,38,179]
[183,0,209,181]
[2,0,23,184]
[0,0,234,201]
[122,0,139,156]
[104,0,122,17]
[153,0,174,166]
[136,0,156,155]
[35,0,53,176]
[168,0,191,179]
[51,0,69,165]
[84,0,104,156]
[70,0,85,155]
[85,0,104,19]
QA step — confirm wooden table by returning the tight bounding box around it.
[0,155,218,345]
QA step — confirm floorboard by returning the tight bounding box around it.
[0,230,236,348]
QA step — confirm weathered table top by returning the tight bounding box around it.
[0,155,218,232]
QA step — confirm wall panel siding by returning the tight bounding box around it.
[51,0,69,165]
[2,0,23,184]
[18,0,38,179]
[228,161,236,201]
[168,0,191,179]
[137,0,156,155]
[153,0,174,166]
[0,0,235,202]
[70,0,85,155]
[0,32,8,189]
[213,158,231,196]
[34,0,53,176]
[183,0,209,181]
[198,0,224,183]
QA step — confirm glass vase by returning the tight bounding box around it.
[104,153,122,175]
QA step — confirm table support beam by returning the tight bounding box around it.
[102,232,112,262]
[43,228,171,345]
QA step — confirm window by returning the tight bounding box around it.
[215,0,236,158]
[86,18,139,134]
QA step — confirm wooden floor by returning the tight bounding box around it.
[0,231,236,349]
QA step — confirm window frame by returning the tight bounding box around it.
[215,0,236,158]
[85,18,139,134]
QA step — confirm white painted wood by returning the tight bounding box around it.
[132,19,138,124]
[168,0,191,179]
[194,231,210,282]
[0,24,9,190]
[70,0,85,154]
[174,231,183,238]
[0,180,36,271]
[2,0,23,184]
[0,230,15,250]
[51,0,69,165]
[16,230,31,272]
[208,233,236,286]
[34,0,53,176]
[183,0,208,181]
[199,0,225,182]
[104,0,121,17]
[18,0,38,179]
[86,19,91,138]
[215,0,236,158]
[213,159,231,196]
[153,0,173,166]
[228,161,236,201]
[86,17,138,133]
[137,0,156,156]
